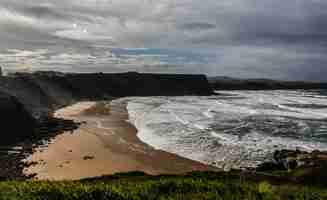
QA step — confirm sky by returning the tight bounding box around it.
[0,0,326,80]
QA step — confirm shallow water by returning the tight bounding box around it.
[126,90,327,170]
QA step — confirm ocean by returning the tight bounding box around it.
[126,90,327,170]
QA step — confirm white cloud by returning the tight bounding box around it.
[0,8,35,25]
[0,48,183,73]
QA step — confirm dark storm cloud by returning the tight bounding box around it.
[0,0,327,80]
[231,12,327,46]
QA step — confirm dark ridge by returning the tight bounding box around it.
[0,72,212,118]
[59,72,213,98]
[209,76,327,90]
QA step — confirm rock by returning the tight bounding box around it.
[42,72,214,98]
[257,149,327,172]
[256,149,327,185]
[83,155,95,160]
[0,75,55,118]
[0,92,36,145]
[271,149,324,170]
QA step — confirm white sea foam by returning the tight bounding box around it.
[126,90,327,170]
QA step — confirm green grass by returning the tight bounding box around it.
[0,172,326,200]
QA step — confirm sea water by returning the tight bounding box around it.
[126,90,327,170]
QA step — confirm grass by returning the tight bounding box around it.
[0,172,326,200]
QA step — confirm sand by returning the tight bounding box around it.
[23,99,217,180]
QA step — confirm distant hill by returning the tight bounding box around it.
[208,76,327,90]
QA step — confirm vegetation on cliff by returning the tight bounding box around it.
[0,172,326,200]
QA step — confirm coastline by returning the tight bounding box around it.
[23,99,217,180]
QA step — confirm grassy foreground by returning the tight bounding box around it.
[0,172,326,200]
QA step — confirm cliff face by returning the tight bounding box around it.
[26,72,213,101]
[0,92,36,145]
[0,76,55,117]
[62,72,213,97]
[0,72,213,117]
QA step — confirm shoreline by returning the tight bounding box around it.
[23,99,217,180]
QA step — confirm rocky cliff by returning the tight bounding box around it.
[0,71,213,117]
[0,92,36,145]
[59,72,212,97]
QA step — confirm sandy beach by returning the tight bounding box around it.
[23,99,217,180]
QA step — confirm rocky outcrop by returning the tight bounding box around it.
[256,149,327,186]
[209,77,327,90]
[0,92,36,145]
[257,150,326,171]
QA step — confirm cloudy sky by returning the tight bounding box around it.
[0,0,326,80]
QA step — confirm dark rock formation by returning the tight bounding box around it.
[36,72,213,98]
[1,72,212,118]
[256,149,327,186]
[257,149,327,171]
[0,92,36,145]
[209,77,327,90]
[0,75,56,117]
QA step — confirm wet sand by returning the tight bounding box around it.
[24,99,217,180]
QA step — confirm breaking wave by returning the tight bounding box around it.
[126,90,327,170]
